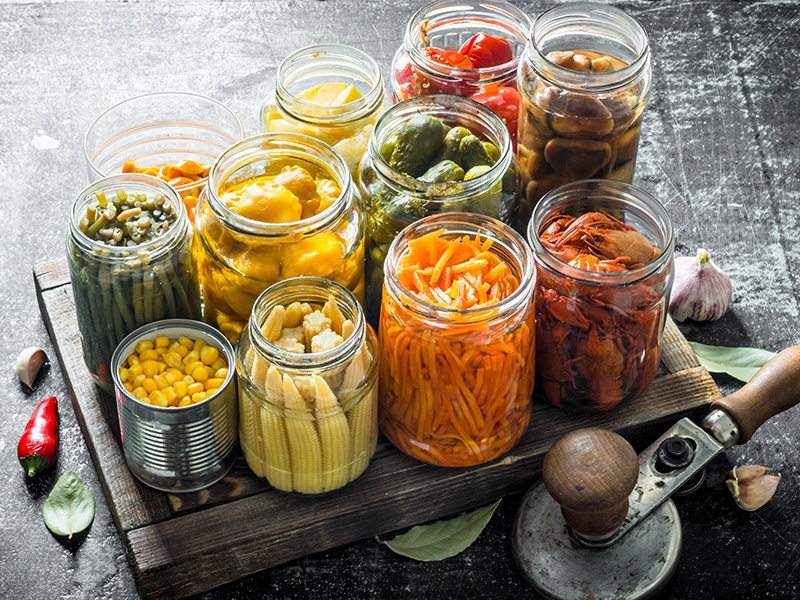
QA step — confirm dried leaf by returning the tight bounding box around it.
[380,500,500,561]
[688,342,776,382]
[42,471,95,539]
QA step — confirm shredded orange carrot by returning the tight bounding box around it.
[378,228,536,467]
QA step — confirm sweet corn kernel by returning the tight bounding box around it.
[127,354,141,366]
[133,373,146,388]
[141,359,160,378]
[183,350,200,365]
[205,386,219,396]
[191,391,207,403]
[164,368,183,385]
[192,366,209,382]
[206,377,225,390]
[133,387,148,400]
[154,335,170,348]
[187,382,204,396]
[153,374,170,390]
[211,357,227,372]
[178,397,192,407]
[135,339,154,353]
[139,348,159,361]
[123,381,133,392]
[128,363,143,378]
[193,338,207,352]
[142,377,158,394]
[149,390,169,407]
[163,351,183,369]
[119,367,129,383]
[200,345,219,365]
[173,380,187,397]
[184,361,205,376]
[178,336,194,350]
[162,387,178,403]
[169,341,189,358]
[215,367,229,379]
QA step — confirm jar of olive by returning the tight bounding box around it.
[67,173,200,392]
[194,133,365,344]
[357,94,519,326]
[515,2,652,230]
[261,44,387,178]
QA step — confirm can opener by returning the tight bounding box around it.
[511,346,800,600]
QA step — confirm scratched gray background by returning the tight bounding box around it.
[0,1,798,599]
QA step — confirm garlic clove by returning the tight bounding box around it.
[725,464,781,511]
[669,247,733,322]
[15,346,49,390]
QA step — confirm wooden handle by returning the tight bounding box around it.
[713,345,800,444]
[542,428,639,538]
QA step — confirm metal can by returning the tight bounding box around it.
[111,319,238,492]
[194,133,365,343]
[516,2,652,231]
[261,44,387,177]
[378,212,536,467]
[357,94,519,326]
[67,173,201,392]
[236,277,379,494]
[527,180,674,413]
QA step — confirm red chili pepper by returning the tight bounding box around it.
[17,396,59,477]
[458,33,514,69]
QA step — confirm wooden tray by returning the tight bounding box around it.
[34,257,723,600]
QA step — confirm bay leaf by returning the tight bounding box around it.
[380,499,501,561]
[42,470,96,539]
[689,342,776,382]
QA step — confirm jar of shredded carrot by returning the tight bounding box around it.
[236,277,379,494]
[193,133,365,344]
[261,44,387,178]
[378,212,536,467]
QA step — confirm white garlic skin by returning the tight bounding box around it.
[725,464,781,511]
[669,248,733,322]
[15,346,49,389]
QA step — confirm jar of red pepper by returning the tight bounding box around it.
[391,0,531,143]
[527,179,674,413]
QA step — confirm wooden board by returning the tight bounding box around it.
[34,257,723,600]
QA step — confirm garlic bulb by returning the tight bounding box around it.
[725,465,781,511]
[15,346,49,390]
[669,248,732,322]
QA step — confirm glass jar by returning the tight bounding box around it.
[527,179,674,413]
[391,0,531,143]
[194,133,365,344]
[261,44,387,177]
[516,2,652,231]
[67,173,200,392]
[237,277,379,494]
[84,91,244,223]
[358,94,519,326]
[379,212,536,467]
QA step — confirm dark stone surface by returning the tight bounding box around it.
[1,1,798,599]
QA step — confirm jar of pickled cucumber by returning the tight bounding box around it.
[516,2,652,231]
[391,0,531,143]
[194,133,365,344]
[357,94,519,326]
[378,212,536,467]
[67,173,201,392]
[261,44,387,177]
[237,276,379,494]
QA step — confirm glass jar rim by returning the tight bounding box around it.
[528,179,674,285]
[83,91,244,192]
[383,212,535,323]
[204,132,354,236]
[68,172,190,260]
[274,43,385,126]
[367,94,512,201]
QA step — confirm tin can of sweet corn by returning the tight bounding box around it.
[111,319,238,493]
[236,277,379,495]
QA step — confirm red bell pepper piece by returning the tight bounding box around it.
[424,47,474,69]
[468,84,521,142]
[458,33,514,69]
[17,395,59,477]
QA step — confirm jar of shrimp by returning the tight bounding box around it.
[357,94,519,327]
[237,277,379,494]
[516,2,652,231]
[193,133,365,344]
[67,173,201,392]
[527,179,674,413]
[261,44,387,177]
[378,212,536,467]
[391,0,531,143]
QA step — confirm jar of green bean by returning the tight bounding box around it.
[67,173,201,392]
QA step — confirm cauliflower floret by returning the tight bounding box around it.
[311,328,345,353]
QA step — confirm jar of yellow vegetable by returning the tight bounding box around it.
[193,133,365,343]
[237,276,379,494]
[261,44,387,177]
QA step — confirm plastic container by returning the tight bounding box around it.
[111,319,238,492]
[194,132,365,344]
[527,180,674,413]
[67,173,201,392]
[391,0,531,142]
[357,94,519,326]
[237,277,379,494]
[516,2,652,231]
[378,212,536,467]
[84,91,244,221]
[261,44,387,176]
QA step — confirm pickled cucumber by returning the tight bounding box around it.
[386,115,447,177]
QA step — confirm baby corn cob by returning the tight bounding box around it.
[283,373,323,494]
[313,374,352,492]
[261,365,293,492]
[342,346,378,479]
[323,295,346,334]
[239,387,267,478]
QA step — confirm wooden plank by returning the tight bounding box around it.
[35,256,723,600]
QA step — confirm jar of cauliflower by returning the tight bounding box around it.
[236,276,379,494]
[194,132,365,343]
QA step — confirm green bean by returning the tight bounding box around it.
[142,269,154,324]
[154,264,177,317]
[112,269,135,331]
[132,270,145,325]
